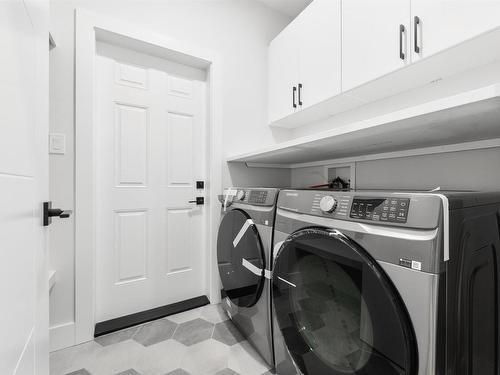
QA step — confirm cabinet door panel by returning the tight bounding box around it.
[411,0,500,61]
[268,21,299,123]
[342,0,411,92]
[298,0,342,110]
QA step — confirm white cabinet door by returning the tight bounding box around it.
[342,0,411,92]
[411,0,500,61]
[298,0,342,110]
[268,20,300,123]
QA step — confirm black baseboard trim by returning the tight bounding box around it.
[94,295,210,337]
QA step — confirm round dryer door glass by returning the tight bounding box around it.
[217,209,266,307]
[272,228,418,375]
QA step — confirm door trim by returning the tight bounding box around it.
[75,9,223,344]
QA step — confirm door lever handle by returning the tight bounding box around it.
[188,197,204,205]
[43,201,72,226]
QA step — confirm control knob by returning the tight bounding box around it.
[319,195,338,213]
[236,190,246,201]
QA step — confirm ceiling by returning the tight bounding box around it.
[255,0,313,18]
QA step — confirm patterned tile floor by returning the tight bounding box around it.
[50,304,273,375]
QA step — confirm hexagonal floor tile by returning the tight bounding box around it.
[212,320,244,346]
[133,319,178,346]
[180,339,230,374]
[164,369,190,375]
[64,370,92,375]
[215,369,240,375]
[173,318,214,346]
[95,326,139,347]
[115,369,141,375]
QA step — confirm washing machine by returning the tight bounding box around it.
[271,189,500,375]
[217,187,279,367]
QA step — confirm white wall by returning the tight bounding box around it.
[49,0,290,349]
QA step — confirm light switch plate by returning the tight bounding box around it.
[49,133,66,154]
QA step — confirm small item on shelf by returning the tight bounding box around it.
[309,177,350,191]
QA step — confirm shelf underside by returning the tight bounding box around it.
[228,94,500,165]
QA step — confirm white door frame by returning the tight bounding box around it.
[75,9,223,344]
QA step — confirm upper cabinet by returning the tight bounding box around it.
[411,0,500,61]
[268,0,500,128]
[342,0,411,92]
[268,19,300,123]
[268,0,341,124]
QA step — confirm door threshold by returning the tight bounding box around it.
[94,295,210,337]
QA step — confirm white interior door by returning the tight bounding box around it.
[411,0,500,61]
[0,0,49,374]
[95,43,208,323]
[342,0,411,91]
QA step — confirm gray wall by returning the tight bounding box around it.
[291,147,500,191]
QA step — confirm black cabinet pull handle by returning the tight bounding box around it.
[298,83,303,106]
[399,24,406,60]
[414,16,421,53]
[292,86,297,108]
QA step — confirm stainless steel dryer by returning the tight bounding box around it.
[217,187,279,367]
[272,189,500,375]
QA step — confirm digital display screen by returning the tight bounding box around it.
[350,197,410,223]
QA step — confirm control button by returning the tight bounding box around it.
[236,190,246,201]
[319,195,338,213]
[399,201,407,207]
[390,206,397,212]
[388,213,396,220]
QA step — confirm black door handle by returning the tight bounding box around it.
[298,83,303,106]
[189,197,204,205]
[399,24,406,60]
[414,16,421,53]
[292,86,297,108]
[43,201,72,226]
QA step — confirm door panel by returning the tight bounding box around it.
[0,0,49,374]
[342,0,411,91]
[268,20,300,123]
[411,0,500,61]
[96,42,207,322]
[298,0,342,109]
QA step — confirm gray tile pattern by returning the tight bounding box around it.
[212,321,245,346]
[95,326,139,347]
[173,318,214,346]
[65,370,92,375]
[133,318,177,346]
[51,304,271,375]
[215,369,240,375]
[165,370,190,375]
[115,370,141,375]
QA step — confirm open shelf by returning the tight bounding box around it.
[228,83,500,166]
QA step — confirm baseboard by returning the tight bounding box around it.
[49,322,75,352]
[94,295,210,337]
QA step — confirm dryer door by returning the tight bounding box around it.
[272,228,418,375]
[217,209,266,307]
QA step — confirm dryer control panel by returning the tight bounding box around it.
[350,197,410,223]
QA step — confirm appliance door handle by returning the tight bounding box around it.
[298,83,303,106]
[414,16,421,53]
[242,258,272,279]
[399,24,406,60]
[292,86,297,108]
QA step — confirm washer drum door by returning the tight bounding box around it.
[217,209,266,308]
[272,228,419,375]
